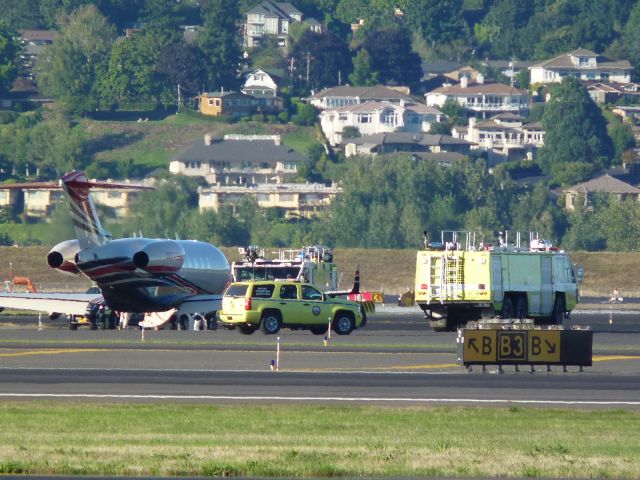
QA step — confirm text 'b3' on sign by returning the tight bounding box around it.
[497,331,527,362]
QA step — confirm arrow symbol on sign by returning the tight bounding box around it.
[545,339,556,354]
[468,338,479,353]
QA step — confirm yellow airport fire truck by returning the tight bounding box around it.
[414,231,583,331]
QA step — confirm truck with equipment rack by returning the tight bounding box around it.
[232,245,378,314]
[415,230,583,332]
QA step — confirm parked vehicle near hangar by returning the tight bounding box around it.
[219,280,365,335]
[415,230,583,332]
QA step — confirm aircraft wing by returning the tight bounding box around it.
[0,292,102,316]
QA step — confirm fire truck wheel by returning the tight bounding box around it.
[514,297,527,319]
[551,296,564,325]
[501,297,514,319]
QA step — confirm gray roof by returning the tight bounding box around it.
[348,132,472,148]
[566,174,640,194]
[531,49,632,71]
[381,151,467,164]
[429,81,527,96]
[248,1,301,18]
[174,137,305,165]
[309,85,414,101]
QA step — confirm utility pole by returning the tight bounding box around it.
[177,83,181,114]
[338,70,341,86]
[305,51,311,88]
[289,57,295,90]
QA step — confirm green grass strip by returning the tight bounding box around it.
[0,402,638,477]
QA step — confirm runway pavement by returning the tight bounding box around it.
[0,305,639,408]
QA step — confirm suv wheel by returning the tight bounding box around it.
[239,325,257,335]
[310,325,328,335]
[333,313,354,335]
[260,312,281,335]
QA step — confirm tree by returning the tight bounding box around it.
[608,117,636,164]
[540,77,614,181]
[361,26,421,86]
[98,32,166,107]
[291,30,352,91]
[405,0,468,48]
[36,5,116,114]
[156,42,209,104]
[623,1,640,78]
[198,0,243,91]
[0,23,17,93]
[348,49,378,86]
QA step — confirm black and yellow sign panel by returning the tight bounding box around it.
[528,330,560,363]
[463,330,497,362]
[461,329,591,366]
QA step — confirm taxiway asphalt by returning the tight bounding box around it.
[0,306,639,408]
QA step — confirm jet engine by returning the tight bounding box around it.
[132,240,185,273]
[47,239,82,275]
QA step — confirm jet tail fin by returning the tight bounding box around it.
[61,171,153,249]
[62,171,111,249]
[326,264,360,297]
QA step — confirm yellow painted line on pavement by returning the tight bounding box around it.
[292,363,459,372]
[0,348,108,357]
[593,355,640,362]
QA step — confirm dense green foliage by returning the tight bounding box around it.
[2,1,640,252]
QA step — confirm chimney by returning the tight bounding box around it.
[204,133,212,145]
[469,117,476,129]
[460,76,468,89]
[477,73,484,84]
[274,135,281,145]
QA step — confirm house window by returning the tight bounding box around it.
[0,192,6,201]
[359,113,372,123]
[278,193,294,202]
[215,99,221,106]
[284,162,297,172]
[256,193,270,202]
[382,109,398,125]
[208,99,214,105]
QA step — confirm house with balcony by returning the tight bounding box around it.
[529,49,632,85]
[425,75,529,118]
[344,132,473,158]
[319,100,442,146]
[307,85,414,110]
[244,1,302,48]
[457,114,544,163]
[198,182,341,219]
[170,134,304,185]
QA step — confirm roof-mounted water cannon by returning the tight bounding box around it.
[240,245,262,263]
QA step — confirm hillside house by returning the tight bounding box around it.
[425,75,530,117]
[307,85,414,110]
[563,174,640,211]
[585,81,640,104]
[529,49,632,85]
[460,114,545,162]
[171,134,304,185]
[198,182,341,219]
[344,132,472,158]
[244,1,302,48]
[320,100,441,146]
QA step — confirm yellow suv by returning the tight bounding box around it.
[219,281,365,335]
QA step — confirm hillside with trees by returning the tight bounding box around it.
[2,1,640,252]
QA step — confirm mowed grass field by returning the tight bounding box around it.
[1,246,640,297]
[0,403,638,478]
